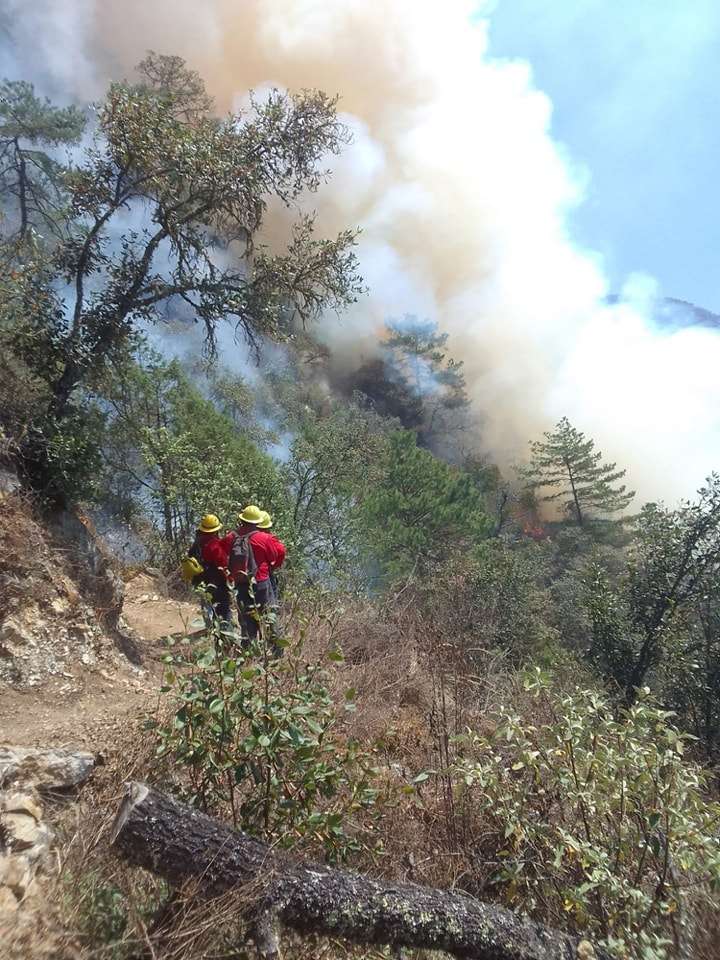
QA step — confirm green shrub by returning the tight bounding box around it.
[67,870,167,960]
[453,671,720,959]
[153,624,382,860]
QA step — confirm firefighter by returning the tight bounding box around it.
[257,510,286,601]
[182,514,234,628]
[230,504,285,648]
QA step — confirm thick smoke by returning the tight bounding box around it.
[3,0,719,501]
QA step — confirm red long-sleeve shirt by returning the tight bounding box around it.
[200,533,234,570]
[269,534,286,572]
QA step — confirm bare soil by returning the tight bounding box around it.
[121,572,200,641]
[0,572,198,749]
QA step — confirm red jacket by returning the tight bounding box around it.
[200,533,234,571]
[268,534,286,572]
[231,528,285,583]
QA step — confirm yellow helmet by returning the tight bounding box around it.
[198,514,222,534]
[258,510,273,530]
[237,504,264,525]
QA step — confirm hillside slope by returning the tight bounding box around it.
[0,491,196,747]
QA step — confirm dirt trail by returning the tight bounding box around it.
[121,573,201,642]
[0,573,198,749]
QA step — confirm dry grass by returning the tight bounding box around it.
[275,589,520,895]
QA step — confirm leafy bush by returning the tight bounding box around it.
[153,623,382,860]
[464,541,559,658]
[454,671,720,959]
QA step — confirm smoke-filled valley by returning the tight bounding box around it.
[2,5,720,960]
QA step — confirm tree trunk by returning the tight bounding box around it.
[15,138,29,237]
[47,362,80,429]
[111,781,607,960]
[565,460,583,528]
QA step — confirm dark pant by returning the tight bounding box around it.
[236,579,276,648]
[196,578,232,628]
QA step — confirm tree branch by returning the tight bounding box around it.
[112,781,607,960]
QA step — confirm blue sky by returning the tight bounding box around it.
[486,0,720,311]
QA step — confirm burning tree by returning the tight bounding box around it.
[349,315,471,454]
[383,315,470,448]
[520,417,635,527]
[0,53,363,499]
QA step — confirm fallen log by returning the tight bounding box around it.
[111,781,606,960]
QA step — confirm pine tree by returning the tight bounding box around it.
[520,417,635,526]
[0,79,85,244]
[383,315,470,449]
[385,317,468,408]
[362,430,489,579]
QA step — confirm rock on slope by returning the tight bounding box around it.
[0,746,97,958]
[0,490,138,688]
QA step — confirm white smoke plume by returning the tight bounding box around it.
[2,0,719,501]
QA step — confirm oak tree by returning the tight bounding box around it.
[0,54,363,498]
[588,474,720,705]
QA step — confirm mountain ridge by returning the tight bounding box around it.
[607,294,720,330]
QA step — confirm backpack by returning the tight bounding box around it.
[230,531,258,581]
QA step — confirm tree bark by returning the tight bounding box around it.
[564,459,583,528]
[111,781,607,960]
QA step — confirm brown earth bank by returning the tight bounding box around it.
[0,495,213,960]
[0,570,197,749]
[0,486,200,748]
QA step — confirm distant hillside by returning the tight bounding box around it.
[657,298,720,330]
[608,295,720,330]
